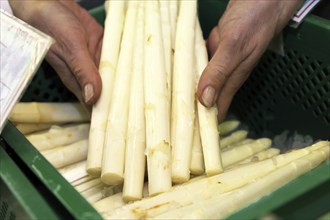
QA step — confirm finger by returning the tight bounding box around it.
[53,23,102,105]
[59,0,104,66]
[46,52,83,103]
[197,29,251,108]
[40,1,102,105]
[93,35,103,68]
[206,26,220,58]
[47,52,95,116]
[61,42,102,105]
[216,68,252,122]
[216,90,233,123]
[81,11,104,66]
[215,47,260,122]
[48,51,94,114]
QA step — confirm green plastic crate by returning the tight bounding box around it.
[0,146,59,220]
[1,1,329,219]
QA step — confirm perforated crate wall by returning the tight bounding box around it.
[198,0,330,141]
[0,200,15,220]
[20,0,330,141]
[230,47,330,140]
[20,62,77,102]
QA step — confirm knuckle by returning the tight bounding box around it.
[69,60,85,83]
[203,62,230,88]
[221,29,246,49]
[213,64,230,82]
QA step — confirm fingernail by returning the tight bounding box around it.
[202,86,215,107]
[84,84,94,104]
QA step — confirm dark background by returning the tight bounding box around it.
[78,0,104,10]
[78,0,330,20]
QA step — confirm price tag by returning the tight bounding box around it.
[0,9,53,132]
[290,0,321,28]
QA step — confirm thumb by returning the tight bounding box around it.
[197,32,246,108]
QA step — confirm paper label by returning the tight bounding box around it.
[291,0,321,27]
[0,9,53,132]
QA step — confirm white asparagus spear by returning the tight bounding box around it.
[96,177,203,218]
[222,138,254,152]
[221,138,272,168]
[189,110,205,175]
[101,1,139,185]
[104,0,110,14]
[15,123,56,135]
[171,0,197,183]
[189,32,207,176]
[155,146,329,219]
[220,130,248,149]
[87,1,125,176]
[42,139,88,169]
[225,147,280,171]
[81,182,119,199]
[123,1,146,202]
[93,192,125,216]
[85,193,105,204]
[169,0,178,48]
[195,18,223,176]
[103,141,328,219]
[217,141,329,184]
[144,0,171,196]
[71,176,95,187]
[218,120,240,136]
[159,0,172,109]
[75,178,103,193]
[80,182,107,203]
[304,140,330,151]
[169,0,178,88]
[191,13,231,176]
[94,184,148,216]
[58,160,88,183]
[9,102,89,123]
[96,177,206,219]
[95,188,150,218]
[239,148,280,164]
[26,123,89,151]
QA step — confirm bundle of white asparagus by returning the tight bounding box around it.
[9,0,329,218]
[85,0,225,200]
[12,117,329,219]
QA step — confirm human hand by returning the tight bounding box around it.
[9,0,103,105]
[197,0,303,122]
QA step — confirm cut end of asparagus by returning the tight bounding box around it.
[122,194,142,203]
[101,173,124,185]
[256,138,272,147]
[171,173,190,184]
[205,168,223,177]
[87,167,102,177]
[190,169,205,176]
[218,120,240,136]
[148,190,165,197]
